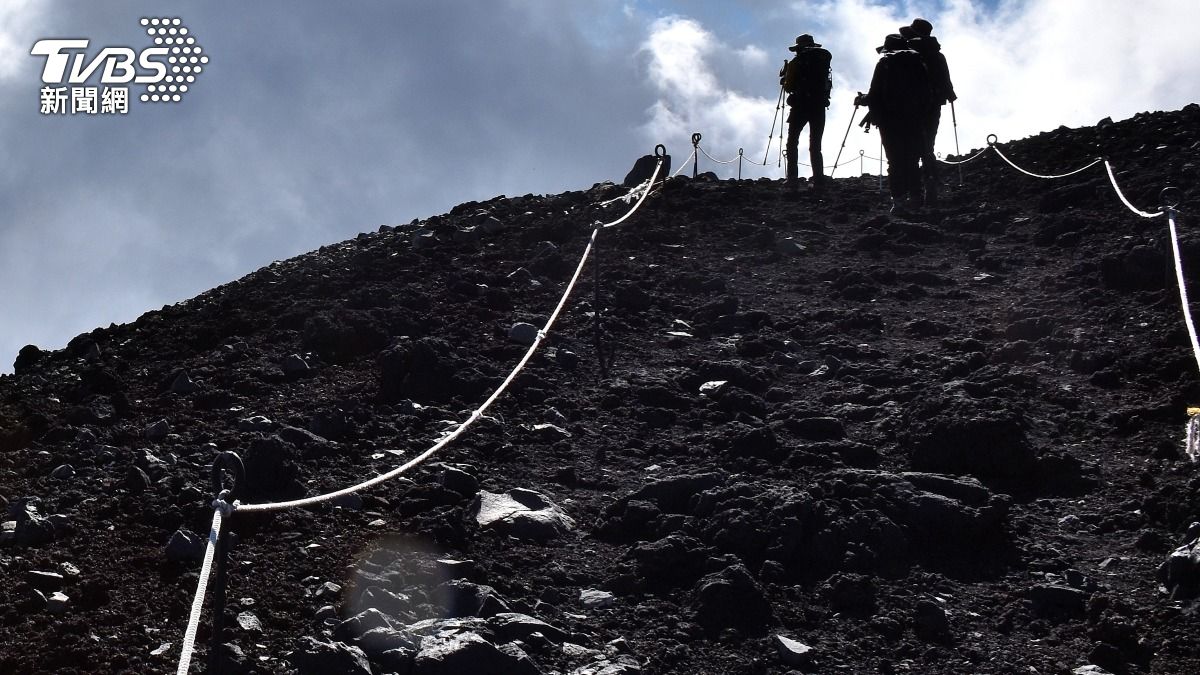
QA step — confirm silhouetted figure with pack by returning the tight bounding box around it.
[907,18,957,204]
[780,34,832,193]
[855,33,932,213]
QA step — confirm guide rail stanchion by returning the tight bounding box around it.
[691,133,701,178]
[208,451,244,675]
[859,149,865,177]
[738,148,744,179]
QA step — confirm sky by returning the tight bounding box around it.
[1,0,1197,374]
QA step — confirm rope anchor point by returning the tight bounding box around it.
[1162,186,1181,211]
[654,143,666,158]
[986,133,998,146]
[691,132,702,147]
[211,451,245,511]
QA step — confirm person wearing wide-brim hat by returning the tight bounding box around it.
[902,18,957,204]
[854,33,932,212]
[779,34,833,193]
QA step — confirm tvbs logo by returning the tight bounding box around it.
[32,40,169,85]
[32,17,207,114]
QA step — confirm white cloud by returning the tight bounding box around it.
[0,0,44,80]
[635,0,1200,181]
[639,16,782,175]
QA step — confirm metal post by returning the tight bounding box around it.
[208,451,244,675]
[691,133,701,178]
[593,234,607,380]
[738,148,743,180]
[859,149,864,176]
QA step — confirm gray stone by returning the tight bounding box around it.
[282,354,312,375]
[440,464,480,498]
[693,563,774,632]
[698,380,728,397]
[435,579,510,618]
[1027,584,1087,616]
[412,630,536,675]
[50,464,75,480]
[170,371,198,394]
[913,599,950,640]
[530,423,571,441]
[488,612,571,644]
[508,322,540,345]
[18,587,47,613]
[26,570,65,592]
[579,589,616,609]
[0,520,15,547]
[165,529,206,563]
[288,636,372,675]
[570,655,642,675]
[15,514,56,546]
[124,465,152,493]
[435,558,478,581]
[335,608,397,644]
[774,634,814,667]
[238,415,274,432]
[236,611,262,633]
[1073,666,1115,675]
[472,489,575,541]
[314,581,343,600]
[46,591,70,614]
[331,494,364,510]
[145,419,171,441]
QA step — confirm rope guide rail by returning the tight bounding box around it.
[175,150,666,674]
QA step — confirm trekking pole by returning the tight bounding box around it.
[829,104,859,178]
[878,139,884,193]
[763,84,784,164]
[951,100,963,186]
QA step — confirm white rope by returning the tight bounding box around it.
[672,149,696,177]
[697,146,739,165]
[938,146,989,166]
[176,508,223,675]
[1104,160,1165,219]
[235,161,662,513]
[1166,208,1200,374]
[990,145,1102,180]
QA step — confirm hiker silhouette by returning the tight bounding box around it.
[855,33,932,213]
[780,34,832,193]
[904,18,957,204]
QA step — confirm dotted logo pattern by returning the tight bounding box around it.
[138,17,207,103]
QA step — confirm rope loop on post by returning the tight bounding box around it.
[691,132,702,148]
[654,143,666,158]
[1162,186,1181,211]
[986,133,998,146]
[210,451,244,506]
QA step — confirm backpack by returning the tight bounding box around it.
[870,50,931,121]
[782,47,832,105]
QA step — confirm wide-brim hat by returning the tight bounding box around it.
[911,18,933,37]
[789,34,821,51]
[875,33,907,53]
